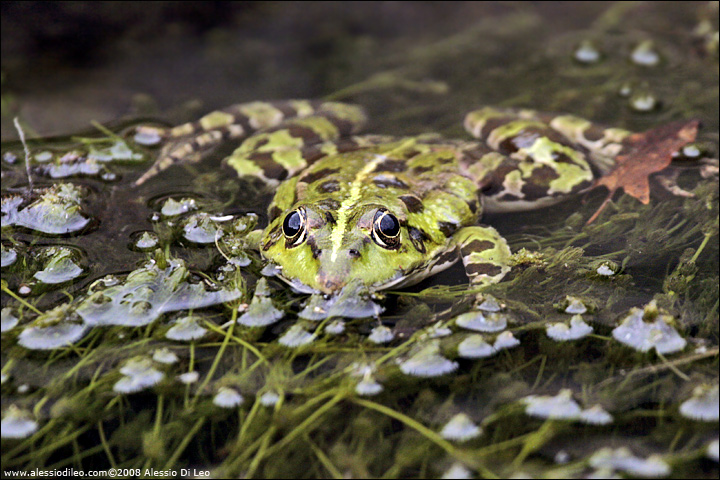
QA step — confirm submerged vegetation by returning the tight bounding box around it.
[2,2,719,478]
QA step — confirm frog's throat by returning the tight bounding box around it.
[329,154,384,262]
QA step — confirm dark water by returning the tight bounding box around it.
[2,2,718,478]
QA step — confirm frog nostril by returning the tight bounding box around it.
[348,249,360,258]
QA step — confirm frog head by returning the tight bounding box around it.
[259,201,450,294]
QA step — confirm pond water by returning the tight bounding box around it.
[1,3,718,478]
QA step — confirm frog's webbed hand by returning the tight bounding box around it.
[135,100,365,185]
[460,107,631,213]
[454,226,511,286]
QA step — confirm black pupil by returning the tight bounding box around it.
[378,213,400,237]
[283,211,302,237]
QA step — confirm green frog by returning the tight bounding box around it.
[135,100,633,294]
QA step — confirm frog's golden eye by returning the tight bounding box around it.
[282,207,306,248]
[372,209,400,249]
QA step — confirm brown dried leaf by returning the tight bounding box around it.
[587,120,700,224]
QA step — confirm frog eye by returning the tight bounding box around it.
[372,209,401,249]
[282,208,306,247]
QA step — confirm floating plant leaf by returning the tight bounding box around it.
[595,261,619,276]
[17,304,88,350]
[455,311,507,332]
[356,376,384,396]
[476,295,504,312]
[324,320,345,335]
[630,40,661,67]
[1,405,38,439]
[588,448,670,478]
[493,331,520,351]
[1,307,19,332]
[33,247,83,284]
[612,307,686,354]
[152,348,179,364]
[166,315,208,341]
[708,439,719,462]
[368,325,394,344]
[440,413,482,441]
[299,281,384,320]
[423,321,452,339]
[178,371,199,384]
[399,341,458,377]
[88,138,143,162]
[559,295,587,314]
[238,278,284,327]
[1,184,90,234]
[522,389,583,420]
[259,391,280,407]
[213,387,244,408]
[441,463,473,480]
[578,405,614,425]
[521,389,612,425]
[132,231,159,251]
[546,315,593,341]
[134,125,164,146]
[1,244,17,267]
[278,324,315,347]
[679,385,719,421]
[182,213,222,244]
[160,197,198,217]
[31,150,107,179]
[77,259,241,327]
[457,335,495,359]
[113,357,164,394]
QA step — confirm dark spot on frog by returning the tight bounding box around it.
[434,248,458,267]
[438,221,458,237]
[376,159,408,172]
[348,249,361,258]
[479,117,511,140]
[308,237,321,259]
[438,156,455,164]
[300,168,340,184]
[462,239,495,253]
[325,211,336,224]
[412,165,433,174]
[582,125,607,142]
[399,195,424,213]
[250,137,270,150]
[287,124,321,141]
[498,192,522,201]
[466,262,504,277]
[373,175,409,189]
[316,198,340,211]
[408,226,426,253]
[262,225,282,251]
[317,180,340,193]
[268,205,282,221]
[520,164,561,199]
[467,199,478,214]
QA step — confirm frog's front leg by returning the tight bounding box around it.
[453,226,511,286]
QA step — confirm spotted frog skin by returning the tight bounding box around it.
[136,100,632,294]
